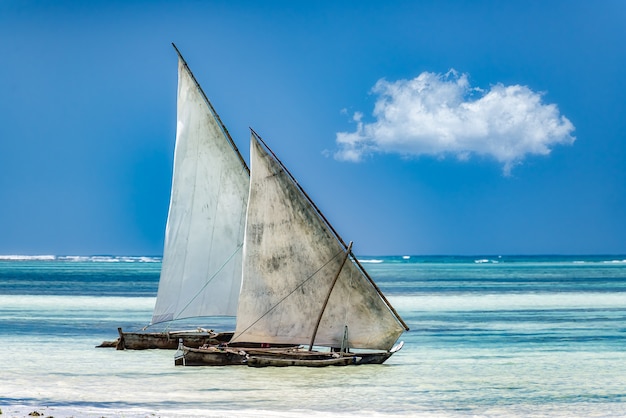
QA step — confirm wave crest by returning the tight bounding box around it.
[0,255,161,263]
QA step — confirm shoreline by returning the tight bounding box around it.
[0,405,422,418]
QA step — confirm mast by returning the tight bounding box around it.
[308,241,353,351]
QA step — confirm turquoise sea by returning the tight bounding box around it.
[1,255,625,417]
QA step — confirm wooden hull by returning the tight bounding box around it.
[175,345,394,367]
[247,351,392,367]
[96,328,233,350]
[174,344,302,366]
[247,355,359,367]
[175,346,247,366]
[352,351,393,365]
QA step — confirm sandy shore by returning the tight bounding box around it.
[0,405,262,418]
[1,405,161,418]
[1,405,405,418]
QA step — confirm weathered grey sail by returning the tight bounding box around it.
[151,50,250,324]
[232,131,406,351]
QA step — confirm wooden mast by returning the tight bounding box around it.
[308,242,353,351]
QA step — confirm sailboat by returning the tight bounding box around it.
[175,130,409,366]
[98,44,250,350]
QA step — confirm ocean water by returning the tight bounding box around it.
[1,255,625,417]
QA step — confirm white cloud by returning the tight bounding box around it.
[335,70,575,174]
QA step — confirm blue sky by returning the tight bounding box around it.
[1,0,624,256]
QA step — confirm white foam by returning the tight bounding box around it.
[0,254,56,261]
[359,258,384,263]
[603,259,626,264]
[0,255,161,263]
[474,258,500,264]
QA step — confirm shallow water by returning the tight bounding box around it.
[1,255,625,417]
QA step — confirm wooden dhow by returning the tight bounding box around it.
[99,44,249,350]
[175,130,409,366]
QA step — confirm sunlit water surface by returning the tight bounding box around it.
[1,255,625,417]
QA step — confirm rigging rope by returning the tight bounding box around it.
[175,242,244,319]
[232,247,345,340]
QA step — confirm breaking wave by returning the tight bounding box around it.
[0,255,161,263]
[358,258,384,263]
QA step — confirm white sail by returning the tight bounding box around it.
[151,55,249,324]
[232,132,406,351]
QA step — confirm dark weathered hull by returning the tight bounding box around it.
[174,344,302,366]
[353,351,393,365]
[175,344,394,367]
[96,328,233,350]
[246,351,392,367]
[247,355,358,367]
[175,346,248,366]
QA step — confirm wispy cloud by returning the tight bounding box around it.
[335,70,575,174]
